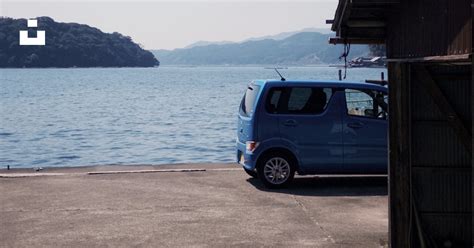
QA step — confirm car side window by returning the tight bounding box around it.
[345,89,387,119]
[266,87,333,114]
[288,88,313,112]
[265,87,284,114]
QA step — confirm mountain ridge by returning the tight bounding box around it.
[183,27,332,49]
[152,32,369,66]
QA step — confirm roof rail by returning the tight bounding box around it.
[365,79,388,86]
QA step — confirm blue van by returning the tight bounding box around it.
[236,80,388,188]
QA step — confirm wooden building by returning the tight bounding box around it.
[329,0,472,247]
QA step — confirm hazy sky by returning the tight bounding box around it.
[2,0,338,50]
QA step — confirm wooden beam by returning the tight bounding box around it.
[413,65,472,153]
[329,37,385,45]
[388,62,412,248]
[471,3,474,248]
[330,0,344,31]
[350,6,396,11]
[387,54,472,63]
[340,27,385,39]
[347,20,386,28]
[351,0,400,5]
[332,0,351,32]
[339,0,352,35]
[331,0,399,32]
[471,3,474,240]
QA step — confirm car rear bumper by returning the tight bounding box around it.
[236,141,257,170]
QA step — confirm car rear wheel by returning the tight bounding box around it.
[257,153,295,188]
[243,168,258,178]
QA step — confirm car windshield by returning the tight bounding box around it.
[241,84,261,116]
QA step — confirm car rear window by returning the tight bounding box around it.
[240,85,261,116]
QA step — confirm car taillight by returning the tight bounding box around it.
[246,141,258,152]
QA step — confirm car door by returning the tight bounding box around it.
[276,86,344,173]
[342,88,388,173]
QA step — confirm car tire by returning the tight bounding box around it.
[257,153,295,188]
[243,168,258,178]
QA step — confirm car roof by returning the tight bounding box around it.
[251,79,388,93]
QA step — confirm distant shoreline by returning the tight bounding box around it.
[1,64,352,69]
[0,65,390,70]
[0,66,161,70]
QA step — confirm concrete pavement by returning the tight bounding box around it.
[0,163,388,247]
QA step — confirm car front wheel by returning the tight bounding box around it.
[257,154,295,188]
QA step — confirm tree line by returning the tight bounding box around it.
[0,17,159,68]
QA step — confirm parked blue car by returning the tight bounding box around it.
[236,79,388,188]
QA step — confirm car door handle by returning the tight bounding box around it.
[347,122,364,129]
[283,119,298,127]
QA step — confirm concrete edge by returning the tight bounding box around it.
[0,167,243,178]
[87,168,207,175]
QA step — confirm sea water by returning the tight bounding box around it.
[0,66,386,168]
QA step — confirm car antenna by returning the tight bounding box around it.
[274,68,286,81]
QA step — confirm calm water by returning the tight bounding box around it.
[0,66,386,168]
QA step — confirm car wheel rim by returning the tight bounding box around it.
[263,157,290,185]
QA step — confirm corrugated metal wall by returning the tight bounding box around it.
[386,0,472,58]
[384,1,472,245]
[394,63,472,247]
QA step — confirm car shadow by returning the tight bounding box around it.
[246,175,388,197]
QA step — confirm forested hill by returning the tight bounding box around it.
[152,32,370,66]
[0,17,159,68]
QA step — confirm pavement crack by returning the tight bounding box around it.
[292,195,335,244]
